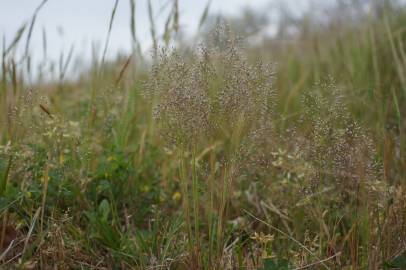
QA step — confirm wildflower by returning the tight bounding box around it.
[172,191,182,202]
[251,232,274,244]
[140,185,150,193]
[59,153,65,165]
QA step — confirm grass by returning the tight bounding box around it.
[0,0,405,269]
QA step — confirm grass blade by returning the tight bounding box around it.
[5,23,27,56]
[42,26,47,59]
[148,0,157,54]
[198,0,211,30]
[115,54,132,86]
[129,0,137,47]
[0,156,12,197]
[59,44,74,82]
[24,15,36,59]
[173,0,179,33]
[101,0,120,67]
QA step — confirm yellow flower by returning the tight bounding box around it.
[251,232,274,244]
[172,191,181,202]
[59,153,65,165]
[140,185,150,193]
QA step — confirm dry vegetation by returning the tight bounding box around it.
[0,0,405,269]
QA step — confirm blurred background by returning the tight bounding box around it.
[1,0,308,63]
[0,0,376,80]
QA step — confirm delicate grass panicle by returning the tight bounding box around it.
[144,49,212,146]
[144,29,274,151]
[300,83,379,189]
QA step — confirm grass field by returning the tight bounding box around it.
[0,0,405,269]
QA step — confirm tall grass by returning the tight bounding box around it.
[0,0,405,269]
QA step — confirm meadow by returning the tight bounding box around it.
[0,0,405,269]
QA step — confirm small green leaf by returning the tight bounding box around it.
[384,252,406,269]
[0,156,12,197]
[98,199,110,221]
[259,258,291,270]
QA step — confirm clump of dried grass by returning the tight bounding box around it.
[144,28,274,153]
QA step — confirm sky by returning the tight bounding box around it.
[0,0,309,77]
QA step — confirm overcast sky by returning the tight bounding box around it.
[0,0,309,77]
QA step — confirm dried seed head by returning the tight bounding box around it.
[143,30,275,152]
